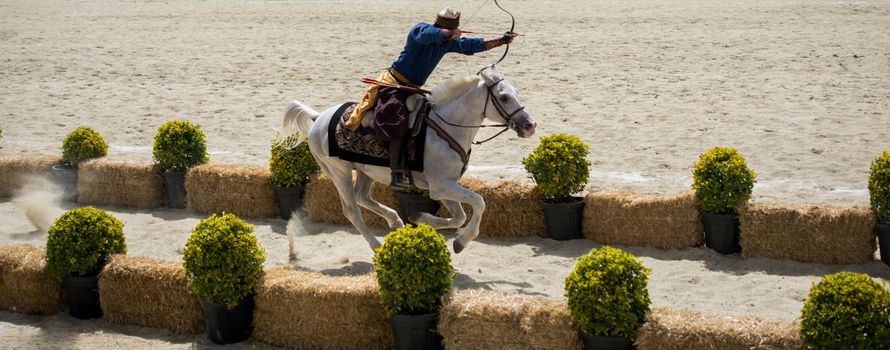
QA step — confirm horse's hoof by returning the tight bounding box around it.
[453,240,465,254]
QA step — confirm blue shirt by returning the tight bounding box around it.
[390,22,485,86]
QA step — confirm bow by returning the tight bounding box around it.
[491,0,515,67]
[476,0,516,74]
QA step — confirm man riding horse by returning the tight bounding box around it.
[345,8,518,190]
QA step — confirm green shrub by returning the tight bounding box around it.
[45,207,126,279]
[691,147,756,213]
[182,213,266,309]
[522,133,591,201]
[565,246,651,338]
[61,126,108,166]
[800,272,890,349]
[869,151,890,223]
[269,135,319,187]
[153,120,209,172]
[373,224,454,316]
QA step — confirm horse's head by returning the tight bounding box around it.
[479,67,536,138]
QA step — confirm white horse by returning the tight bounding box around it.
[282,67,536,253]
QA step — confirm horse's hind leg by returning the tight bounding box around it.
[354,171,404,230]
[322,163,382,251]
[414,200,466,230]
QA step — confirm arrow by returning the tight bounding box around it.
[461,30,523,36]
[360,77,431,94]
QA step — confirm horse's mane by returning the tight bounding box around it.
[429,75,481,105]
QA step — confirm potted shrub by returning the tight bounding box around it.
[182,213,265,345]
[800,272,890,349]
[269,134,320,220]
[565,246,651,350]
[397,188,441,225]
[691,147,756,254]
[55,126,109,202]
[373,224,454,350]
[869,151,890,267]
[45,206,126,319]
[522,133,591,240]
[153,120,208,208]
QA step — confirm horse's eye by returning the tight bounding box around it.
[500,95,509,103]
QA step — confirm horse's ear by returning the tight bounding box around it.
[478,65,498,84]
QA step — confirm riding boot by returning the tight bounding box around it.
[388,141,414,190]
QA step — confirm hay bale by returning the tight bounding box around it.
[0,155,60,198]
[306,175,543,236]
[304,173,401,228]
[438,289,581,350]
[0,245,62,314]
[636,307,804,350]
[77,159,164,209]
[185,164,278,218]
[253,266,393,350]
[98,255,204,334]
[739,203,876,264]
[460,178,545,237]
[583,191,704,249]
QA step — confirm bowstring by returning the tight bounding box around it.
[457,0,490,74]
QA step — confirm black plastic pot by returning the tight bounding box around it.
[877,222,890,267]
[391,312,443,350]
[162,170,187,209]
[199,295,255,345]
[273,184,305,220]
[52,164,78,202]
[64,275,102,319]
[397,191,441,225]
[702,212,741,254]
[541,197,585,240]
[581,332,633,350]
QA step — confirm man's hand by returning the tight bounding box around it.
[501,32,516,44]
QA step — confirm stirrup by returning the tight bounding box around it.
[389,170,416,190]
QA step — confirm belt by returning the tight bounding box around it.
[387,68,420,88]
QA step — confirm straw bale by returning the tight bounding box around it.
[636,307,804,350]
[185,164,279,218]
[306,174,543,236]
[739,203,877,264]
[0,155,60,198]
[253,266,393,350]
[583,191,704,249]
[438,289,581,350]
[0,245,62,314]
[76,158,165,209]
[98,255,204,334]
[460,177,545,237]
[304,173,403,228]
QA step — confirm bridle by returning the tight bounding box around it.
[430,70,526,145]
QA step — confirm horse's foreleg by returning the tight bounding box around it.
[430,182,484,254]
[414,200,466,230]
[324,166,382,251]
[354,171,404,230]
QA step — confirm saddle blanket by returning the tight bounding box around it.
[327,102,426,172]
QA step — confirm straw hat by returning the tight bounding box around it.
[435,8,461,29]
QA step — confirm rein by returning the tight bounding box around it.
[429,74,525,146]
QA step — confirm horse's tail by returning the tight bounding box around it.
[282,99,318,140]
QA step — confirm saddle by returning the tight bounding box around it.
[358,94,429,138]
[327,95,431,172]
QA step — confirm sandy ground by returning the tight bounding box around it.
[1,0,889,204]
[2,0,890,347]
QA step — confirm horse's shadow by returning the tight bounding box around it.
[454,272,548,297]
